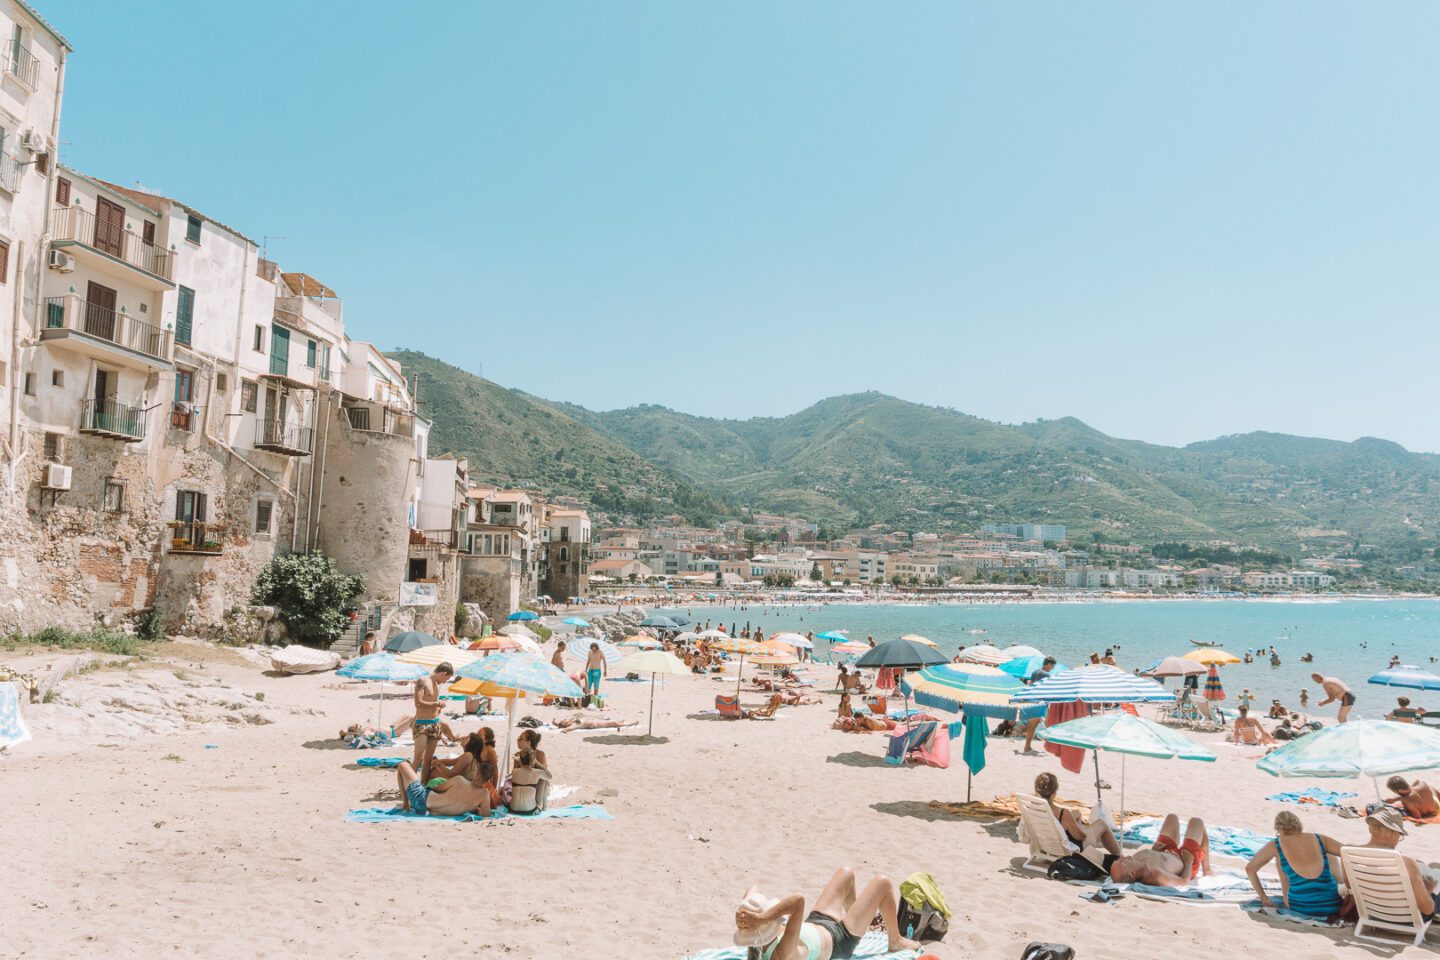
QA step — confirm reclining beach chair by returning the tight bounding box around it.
[715,694,743,719]
[1016,793,1078,873]
[884,720,937,766]
[1340,846,1436,946]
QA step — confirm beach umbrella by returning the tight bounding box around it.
[1258,720,1440,783]
[1141,656,1208,678]
[713,636,768,694]
[770,632,814,649]
[673,631,699,645]
[397,645,481,670]
[1368,666,1440,691]
[562,616,591,628]
[999,655,1069,681]
[1001,645,1045,660]
[900,634,939,648]
[1184,648,1240,666]
[901,663,1023,800]
[1040,713,1216,812]
[566,636,622,666]
[830,641,870,655]
[857,639,948,727]
[457,653,585,778]
[499,622,540,639]
[338,653,430,728]
[956,644,1010,667]
[639,615,679,630]
[507,610,539,622]
[470,635,522,653]
[620,635,661,649]
[614,650,688,735]
[1011,665,1174,704]
[816,630,849,642]
[1202,664,1225,701]
[383,631,443,654]
[697,629,729,640]
[960,714,989,801]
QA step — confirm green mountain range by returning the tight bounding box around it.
[394,352,1440,560]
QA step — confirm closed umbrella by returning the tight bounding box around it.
[1184,648,1240,666]
[615,650,689,735]
[383,631,443,654]
[1203,664,1225,701]
[1369,666,1440,691]
[1040,713,1216,813]
[956,644,1009,667]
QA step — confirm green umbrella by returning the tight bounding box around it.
[1039,712,1215,814]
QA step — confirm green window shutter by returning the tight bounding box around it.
[176,286,195,346]
[307,339,317,368]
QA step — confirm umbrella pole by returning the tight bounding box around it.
[736,654,745,697]
[1121,754,1127,820]
[967,766,973,803]
[1093,751,1103,808]
[648,673,656,737]
[503,698,516,782]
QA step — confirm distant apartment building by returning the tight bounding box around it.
[982,522,1066,542]
[1243,570,1336,591]
[539,506,591,601]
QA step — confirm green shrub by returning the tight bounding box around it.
[2,626,140,656]
[251,553,363,646]
[137,608,164,642]
[454,601,467,636]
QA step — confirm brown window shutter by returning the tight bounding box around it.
[35,152,47,175]
[143,221,155,245]
[56,177,70,206]
[0,239,8,284]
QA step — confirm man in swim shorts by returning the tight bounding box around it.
[412,662,454,779]
[585,642,606,698]
[395,760,491,817]
[1108,814,1211,887]
[1312,674,1354,723]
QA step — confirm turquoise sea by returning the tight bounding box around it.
[657,599,1440,717]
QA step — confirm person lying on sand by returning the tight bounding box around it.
[395,760,491,817]
[1034,772,1121,859]
[831,714,893,732]
[1108,814,1212,887]
[733,868,919,960]
[339,716,461,744]
[1386,777,1440,819]
[555,714,639,733]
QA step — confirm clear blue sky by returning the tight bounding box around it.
[53,2,1440,452]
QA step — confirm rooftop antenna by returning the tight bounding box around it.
[262,235,286,260]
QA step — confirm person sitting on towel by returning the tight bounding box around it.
[1230,706,1275,746]
[508,748,552,814]
[395,760,491,817]
[732,868,919,960]
[1245,811,1343,918]
[1034,772,1121,861]
[1108,814,1212,887]
[430,731,496,790]
[1385,776,1440,819]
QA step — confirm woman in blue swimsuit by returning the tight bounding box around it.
[733,868,919,960]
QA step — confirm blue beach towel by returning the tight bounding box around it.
[1240,899,1346,927]
[345,803,612,824]
[1265,789,1357,807]
[685,930,919,960]
[346,732,393,750]
[354,756,406,768]
[1121,817,1269,859]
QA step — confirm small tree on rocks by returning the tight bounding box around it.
[252,553,363,646]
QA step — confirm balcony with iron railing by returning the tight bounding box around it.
[167,521,227,555]
[343,401,416,438]
[51,206,175,285]
[6,41,39,89]
[409,528,459,553]
[41,295,173,368]
[79,398,147,442]
[0,150,20,194]
[254,419,314,457]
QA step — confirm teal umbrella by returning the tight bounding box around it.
[507,610,539,622]
[337,653,429,729]
[816,631,849,642]
[998,655,1069,680]
[562,616,591,628]
[1040,713,1215,813]
[1258,720,1440,790]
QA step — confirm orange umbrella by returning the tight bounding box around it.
[470,636,522,652]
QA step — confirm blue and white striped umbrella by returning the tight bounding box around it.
[1368,666,1440,691]
[456,652,583,698]
[338,653,431,682]
[1010,665,1174,704]
[566,636,622,666]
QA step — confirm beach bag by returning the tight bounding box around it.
[1047,854,1104,882]
[898,873,950,943]
[1022,944,1074,960]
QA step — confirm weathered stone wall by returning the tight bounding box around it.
[460,555,519,624]
[313,406,415,604]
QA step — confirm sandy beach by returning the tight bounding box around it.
[5,639,1439,960]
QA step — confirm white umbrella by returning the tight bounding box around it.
[615,650,688,736]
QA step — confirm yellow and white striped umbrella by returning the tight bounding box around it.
[397,645,481,669]
[900,634,939,648]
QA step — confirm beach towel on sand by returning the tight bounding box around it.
[346,803,612,824]
[685,930,919,960]
[1265,789,1356,807]
[1240,900,1346,926]
[1121,817,1268,859]
[354,756,406,768]
[1082,873,1278,905]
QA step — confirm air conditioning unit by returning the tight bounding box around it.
[43,463,72,490]
[48,249,74,272]
[20,129,46,153]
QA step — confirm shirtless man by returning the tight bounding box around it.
[551,641,566,671]
[412,663,453,780]
[585,643,607,697]
[1312,673,1354,723]
[1231,706,1275,745]
[1386,777,1440,819]
[1108,814,1211,887]
[395,760,491,817]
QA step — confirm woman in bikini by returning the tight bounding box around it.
[1034,772,1121,861]
[733,868,919,960]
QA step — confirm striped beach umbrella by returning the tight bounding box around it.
[397,645,481,670]
[1258,720,1440,780]
[1202,664,1225,701]
[956,644,1009,667]
[337,653,430,729]
[1010,665,1174,704]
[457,653,583,779]
[712,636,767,694]
[902,663,1024,799]
[566,636,622,666]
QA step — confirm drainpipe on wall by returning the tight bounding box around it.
[308,388,334,554]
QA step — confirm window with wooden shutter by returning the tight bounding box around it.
[240,379,257,413]
[142,221,156,246]
[176,286,195,346]
[35,152,46,175]
[255,499,273,534]
[186,214,201,244]
[55,177,70,206]
[0,238,8,284]
[306,340,316,368]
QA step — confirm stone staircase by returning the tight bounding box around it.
[329,603,386,657]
